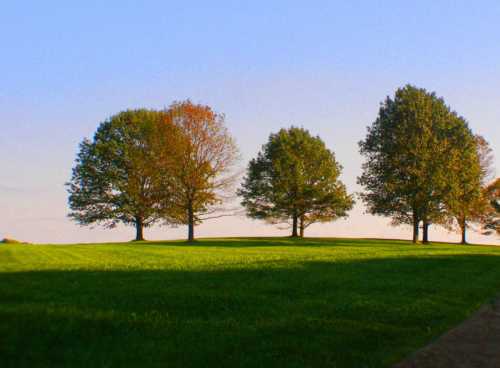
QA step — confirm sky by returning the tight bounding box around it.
[1,0,499,244]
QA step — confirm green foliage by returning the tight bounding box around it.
[239,127,353,236]
[442,134,492,243]
[67,109,175,240]
[0,238,23,244]
[2,238,500,367]
[358,85,478,242]
[67,103,239,242]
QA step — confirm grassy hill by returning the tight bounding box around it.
[1,237,500,367]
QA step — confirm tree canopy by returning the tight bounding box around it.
[238,126,353,237]
[67,109,177,241]
[482,178,500,236]
[442,134,494,243]
[358,85,479,243]
[67,102,238,242]
[160,101,239,241]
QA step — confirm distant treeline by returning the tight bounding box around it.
[67,85,500,243]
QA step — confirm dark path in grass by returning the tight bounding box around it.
[395,297,500,368]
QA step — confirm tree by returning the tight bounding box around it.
[67,109,178,241]
[358,85,471,243]
[238,126,354,237]
[482,178,500,236]
[161,101,239,242]
[443,134,493,244]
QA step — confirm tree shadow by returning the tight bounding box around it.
[1,254,500,367]
[142,237,416,248]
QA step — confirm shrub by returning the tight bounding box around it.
[1,238,23,244]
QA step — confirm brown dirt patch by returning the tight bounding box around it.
[394,298,500,368]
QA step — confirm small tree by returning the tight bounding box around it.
[238,127,353,237]
[161,101,239,242]
[482,178,500,236]
[67,109,177,241]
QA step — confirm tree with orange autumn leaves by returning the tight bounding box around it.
[159,101,239,241]
[482,178,500,237]
[440,135,495,244]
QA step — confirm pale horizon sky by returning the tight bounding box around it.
[1,1,499,244]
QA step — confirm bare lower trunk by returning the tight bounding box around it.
[299,216,305,238]
[135,217,144,241]
[461,218,467,244]
[291,214,298,237]
[188,205,194,242]
[412,213,420,244]
[422,221,430,244]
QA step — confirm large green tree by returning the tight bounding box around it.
[358,85,474,243]
[67,109,178,241]
[238,127,353,237]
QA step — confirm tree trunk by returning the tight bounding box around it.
[299,216,305,238]
[422,221,430,244]
[291,214,298,237]
[412,214,419,244]
[135,217,144,241]
[188,204,194,242]
[461,218,467,245]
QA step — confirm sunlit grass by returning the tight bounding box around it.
[1,237,500,367]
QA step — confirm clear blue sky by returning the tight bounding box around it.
[1,1,499,243]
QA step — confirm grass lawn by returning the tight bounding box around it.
[1,237,500,367]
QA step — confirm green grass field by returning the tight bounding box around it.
[1,237,500,367]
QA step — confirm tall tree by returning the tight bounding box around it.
[161,101,239,242]
[67,109,178,241]
[443,134,493,244]
[358,85,469,243]
[238,127,353,237]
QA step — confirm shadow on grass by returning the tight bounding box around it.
[1,254,500,368]
[141,237,417,248]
